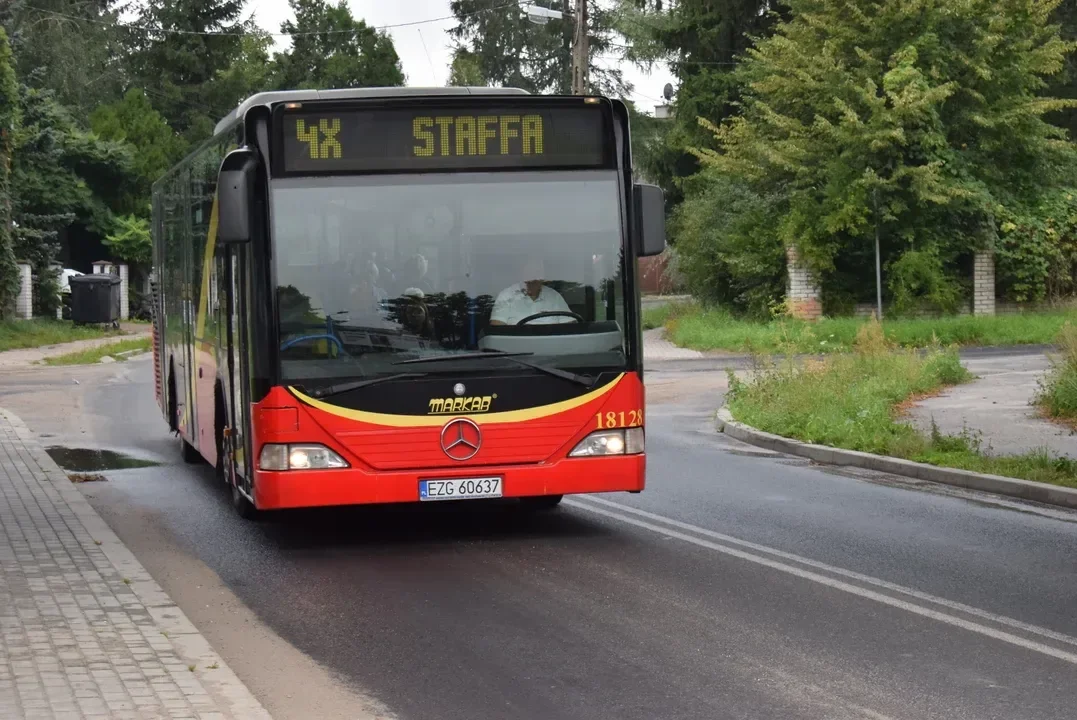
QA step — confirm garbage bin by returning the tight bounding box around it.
[69,274,122,326]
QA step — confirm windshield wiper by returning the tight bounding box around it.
[394,351,595,388]
[298,372,429,399]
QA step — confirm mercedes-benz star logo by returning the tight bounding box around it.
[440,418,482,461]
[453,383,466,397]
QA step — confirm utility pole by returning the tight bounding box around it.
[570,0,589,94]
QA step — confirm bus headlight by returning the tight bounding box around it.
[259,443,349,470]
[569,428,644,457]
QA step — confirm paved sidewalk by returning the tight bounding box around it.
[0,408,271,719]
[642,328,704,360]
[909,352,1077,459]
[0,332,151,370]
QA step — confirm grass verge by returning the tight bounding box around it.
[659,301,1076,354]
[0,319,119,353]
[1035,323,1077,426]
[727,321,1077,489]
[43,337,152,366]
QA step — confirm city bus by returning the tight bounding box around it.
[150,87,665,518]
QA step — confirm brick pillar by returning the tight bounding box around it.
[973,250,995,316]
[15,263,31,319]
[118,263,129,320]
[786,246,822,320]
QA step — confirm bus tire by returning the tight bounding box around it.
[520,494,563,511]
[214,385,227,484]
[231,481,258,520]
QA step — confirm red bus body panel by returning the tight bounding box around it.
[248,372,645,510]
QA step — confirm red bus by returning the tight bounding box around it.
[150,87,665,519]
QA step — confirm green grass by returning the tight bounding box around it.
[43,337,152,366]
[1035,323,1077,423]
[727,322,1077,489]
[0,319,119,353]
[659,301,1077,354]
[642,302,681,330]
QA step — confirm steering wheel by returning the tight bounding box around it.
[280,334,345,353]
[516,311,583,325]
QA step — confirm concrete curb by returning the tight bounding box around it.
[0,407,274,719]
[716,406,1077,511]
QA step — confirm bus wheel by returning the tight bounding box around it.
[520,494,563,511]
[231,478,259,520]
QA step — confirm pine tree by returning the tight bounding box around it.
[125,0,250,144]
[271,0,405,90]
[695,0,1077,307]
[449,0,628,96]
[614,0,784,206]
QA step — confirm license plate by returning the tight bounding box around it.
[419,477,503,501]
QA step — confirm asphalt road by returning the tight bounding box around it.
[5,356,1077,720]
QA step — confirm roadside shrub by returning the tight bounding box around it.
[670,173,786,319]
[997,190,1077,303]
[1036,322,1077,419]
[886,248,965,317]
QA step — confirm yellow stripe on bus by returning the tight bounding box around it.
[194,194,219,343]
[288,373,625,428]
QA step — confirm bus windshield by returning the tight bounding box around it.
[271,170,628,384]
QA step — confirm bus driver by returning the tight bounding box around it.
[489,255,574,326]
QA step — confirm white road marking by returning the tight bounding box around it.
[576,495,1077,648]
[567,496,1077,666]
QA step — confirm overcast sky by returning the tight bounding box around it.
[242,0,675,113]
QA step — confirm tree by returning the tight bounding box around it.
[216,31,275,103]
[692,0,1077,312]
[0,28,20,319]
[271,0,405,90]
[614,0,784,207]
[448,49,486,86]
[11,85,136,315]
[0,1,126,121]
[449,0,629,96]
[1047,0,1077,140]
[90,89,185,214]
[125,0,251,145]
[103,214,151,266]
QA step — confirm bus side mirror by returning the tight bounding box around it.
[217,148,257,244]
[633,183,666,257]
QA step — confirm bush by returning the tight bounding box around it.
[996,190,1077,303]
[670,174,786,318]
[1036,322,1077,419]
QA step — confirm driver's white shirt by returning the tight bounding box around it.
[490,282,572,325]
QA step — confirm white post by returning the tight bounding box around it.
[16,263,32,319]
[118,263,129,320]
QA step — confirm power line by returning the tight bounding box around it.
[22,2,521,38]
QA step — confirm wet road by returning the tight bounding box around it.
[9,356,1077,719]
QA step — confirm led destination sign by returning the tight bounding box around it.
[279,103,609,173]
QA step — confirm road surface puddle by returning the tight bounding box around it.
[45,447,160,472]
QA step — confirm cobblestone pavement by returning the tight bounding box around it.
[0,408,272,720]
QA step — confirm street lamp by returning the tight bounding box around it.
[522,3,564,24]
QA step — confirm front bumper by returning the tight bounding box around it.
[252,453,645,510]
